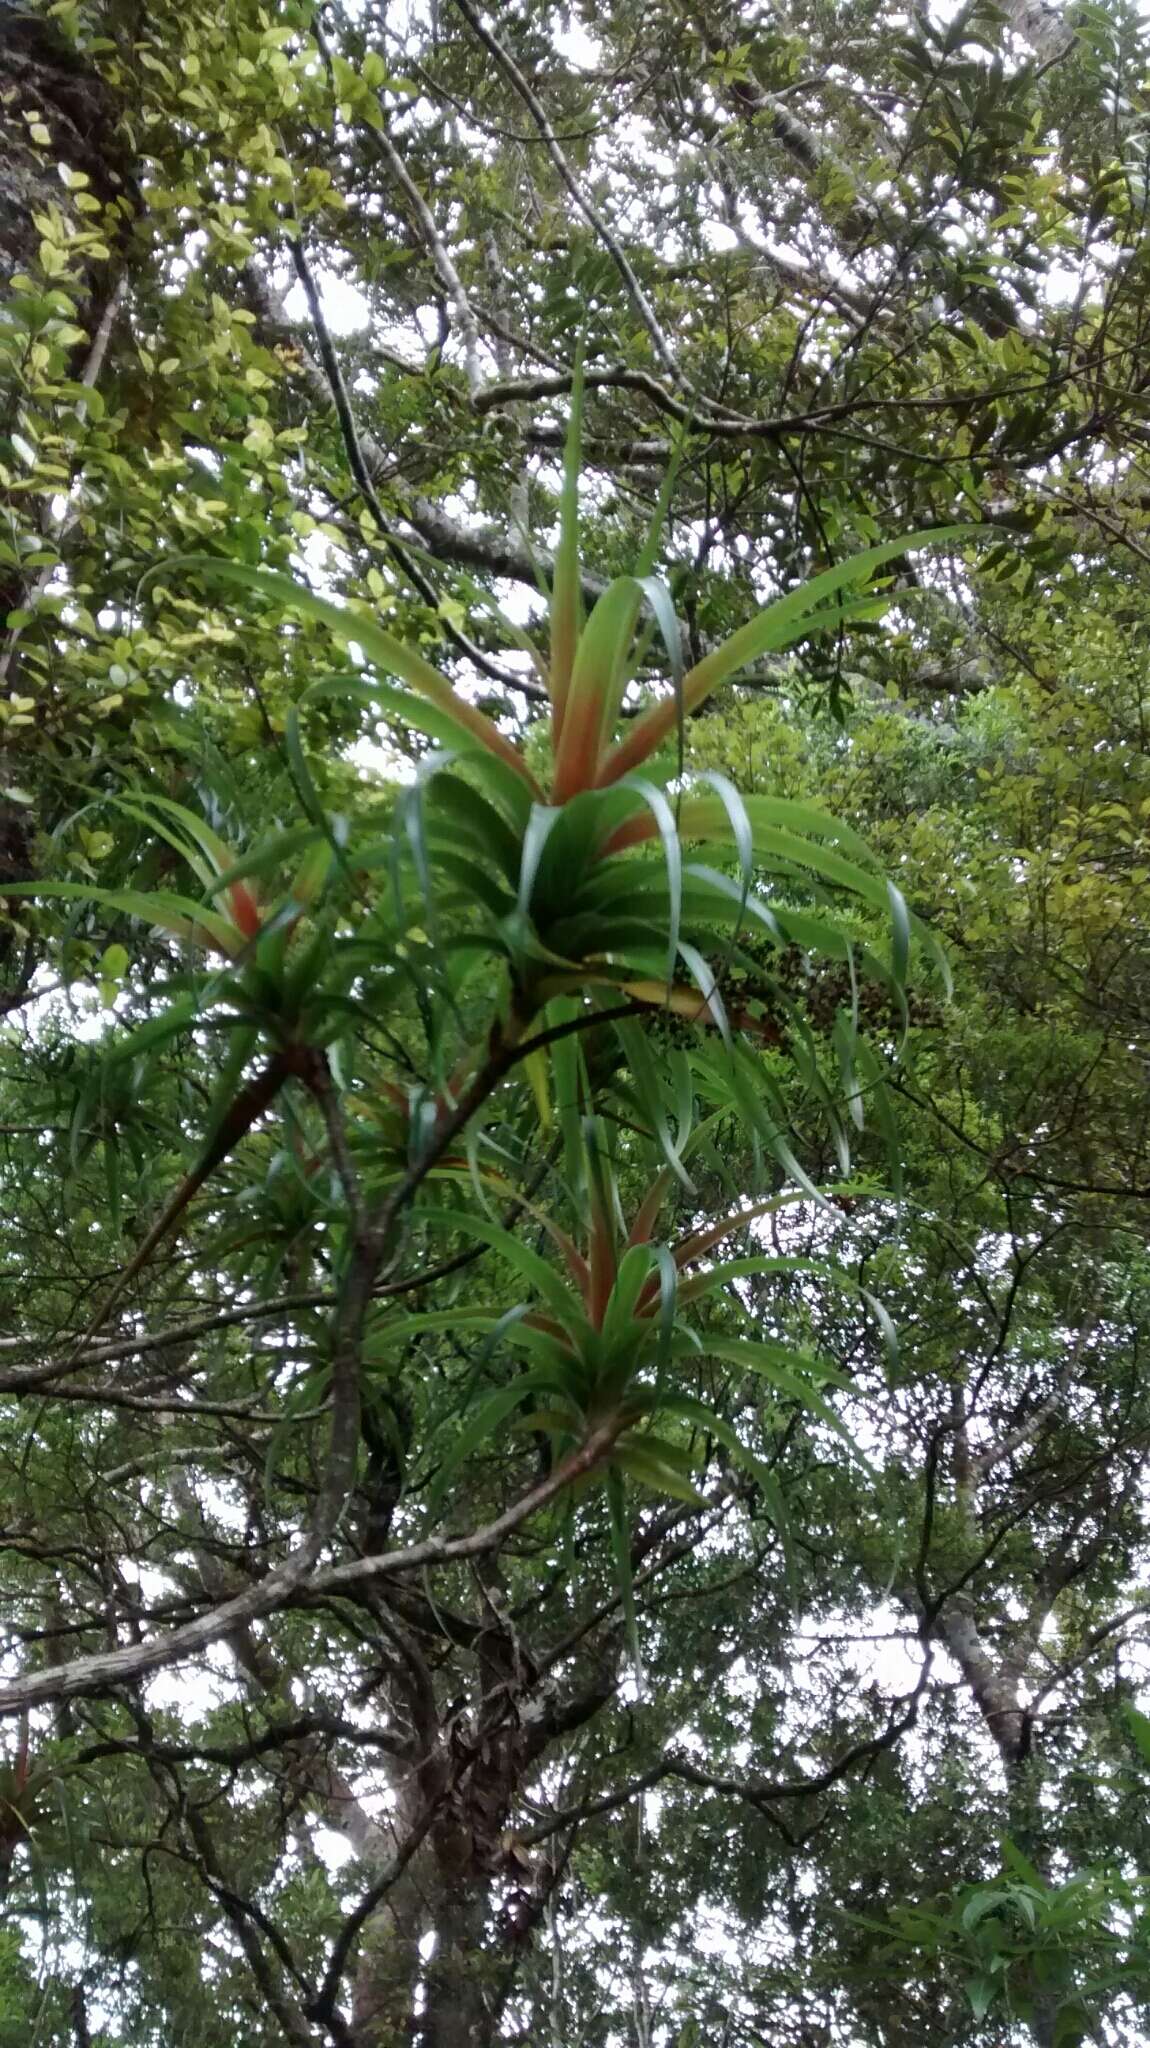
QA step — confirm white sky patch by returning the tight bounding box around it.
[553,16,603,71]
[313,1825,357,1870]
[283,265,372,336]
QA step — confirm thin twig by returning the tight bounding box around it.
[361,127,483,393]
[0,1005,639,1713]
[304,1047,364,1229]
[285,235,539,697]
[449,0,684,386]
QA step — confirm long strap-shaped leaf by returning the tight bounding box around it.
[1,881,245,958]
[301,674,535,826]
[549,350,585,748]
[415,1207,593,1339]
[597,525,981,783]
[551,573,681,802]
[671,1186,871,1269]
[604,797,914,976]
[145,557,541,796]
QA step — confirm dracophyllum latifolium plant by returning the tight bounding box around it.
[9,383,969,1541]
[363,1104,895,1666]
[1,788,369,1335]
[152,373,965,1155]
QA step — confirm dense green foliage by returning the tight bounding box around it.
[2,0,1150,2042]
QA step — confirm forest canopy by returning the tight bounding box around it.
[2,0,1150,2042]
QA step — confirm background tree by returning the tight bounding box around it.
[1,1,1150,2045]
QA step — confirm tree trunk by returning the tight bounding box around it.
[418,1876,494,2048]
[351,1869,429,2048]
[0,10,132,681]
[1003,0,1074,64]
[348,1852,497,2048]
[0,9,122,280]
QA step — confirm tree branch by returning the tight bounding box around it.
[449,0,683,385]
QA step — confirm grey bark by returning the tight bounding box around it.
[1003,0,1075,64]
[350,1829,431,2048]
[418,1877,493,2048]
[914,1342,1110,2048]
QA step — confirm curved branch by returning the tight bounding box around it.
[449,0,683,385]
[521,1648,933,1846]
[360,122,483,395]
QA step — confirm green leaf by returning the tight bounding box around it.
[673,1191,865,1270]
[146,559,541,793]
[607,1464,643,1693]
[611,1014,694,1190]
[518,803,564,915]
[966,1975,997,2021]
[198,1022,260,1160]
[601,526,987,780]
[415,1207,591,1337]
[655,1391,798,1602]
[1123,1702,1150,1767]
[553,574,647,801]
[429,773,522,885]
[693,769,753,940]
[601,1242,657,1353]
[613,1436,706,1504]
[550,346,585,742]
[106,792,233,887]
[999,1839,1046,1890]
[553,571,684,799]
[1,882,244,957]
[423,1367,578,1525]
[703,1337,864,1453]
[284,704,333,839]
[205,827,324,901]
[622,778,682,989]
